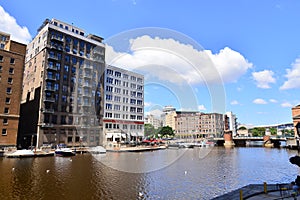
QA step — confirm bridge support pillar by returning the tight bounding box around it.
[263,135,274,148]
[224,131,235,147]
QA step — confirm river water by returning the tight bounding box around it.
[0,147,299,200]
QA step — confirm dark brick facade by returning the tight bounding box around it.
[0,40,26,147]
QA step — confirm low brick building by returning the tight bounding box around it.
[292,105,300,137]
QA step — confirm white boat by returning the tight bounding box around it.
[55,148,75,157]
[6,149,35,158]
[88,146,106,154]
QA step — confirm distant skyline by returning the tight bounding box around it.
[1,1,300,126]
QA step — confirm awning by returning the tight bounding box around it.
[106,133,113,138]
[121,133,127,138]
[130,133,137,136]
[113,133,121,138]
[137,132,144,137]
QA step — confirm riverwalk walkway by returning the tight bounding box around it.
[212,183,298,200]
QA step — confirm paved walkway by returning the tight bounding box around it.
[212,183,299,200]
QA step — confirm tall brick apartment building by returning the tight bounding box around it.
[0,31,26,147]
[18,19,105,148]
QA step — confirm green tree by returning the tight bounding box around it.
[238,126,247,130]
[250,127,266,137]
[158,126,174,137]
[270,127,277,135]
[144,124,156,137]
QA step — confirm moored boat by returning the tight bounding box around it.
[6,149,35,158]
[88,146,106,154]
[55,148,75,157]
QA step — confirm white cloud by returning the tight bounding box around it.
[106,35,252,85]
[252,70,276,89]
[281,102,293,108]
[206,47,253,83]
[253,98,267,104]
[147,109,163,117]
[230,100,239,105]
[0,6,31,44]
[280,58,300,90]
[144,102,152,107]
[269,99,278,103]
[198,105,206,111]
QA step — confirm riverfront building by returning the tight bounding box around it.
[103,65,144,145]
[145,114,161,129]
[199,113,224,138]
[18,19,105,148]
[161,105,176,127]
[292,105,300,137]
[175,111,202,138]
[0,32,26,147]
[224,111,238,136]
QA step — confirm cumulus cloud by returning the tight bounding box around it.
[281,102,293,108]
[106,35,252,85]
[230,100,239,105]
[252,70,276,89]
[0,6,31,44]
[280,58,300,90]
[253,98,267,104]
[198,105,206,111]
[206,47,253,83]
[269,99,278,103]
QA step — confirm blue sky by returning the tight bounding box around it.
[1,0,300,126]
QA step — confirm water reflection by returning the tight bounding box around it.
[0,147,299,200]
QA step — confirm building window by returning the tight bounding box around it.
[4,107,9,114]
[10,58,15,64]
[6,87,12,94]
[7,77,13,84]
[2,129,7,135]
[105,103,112,110]
[106,77,113,84]
[115,71,121,77]
[5,98,10,104]
[131,76,136,81]
[9,68,14,74]
[0,55,3,62]
[0,65,2,72]
[3,119,8,125]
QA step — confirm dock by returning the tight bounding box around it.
[212,183,295,200]
[106,145,166,152]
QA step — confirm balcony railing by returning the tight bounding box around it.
[50,44,63,51]
[43,97,55,102]
[40,123,54,128]
[42,108,54,114]
[82,92,92,97]
[45,86,55,92]
[83,65,93,70]
[82,83,92,88]
[45,75,56,81]
[50,35,64,42]
[82,102,91,107]
[48,55,58,61]
[46,65,58,71]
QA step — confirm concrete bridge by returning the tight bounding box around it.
[214,136,290,148]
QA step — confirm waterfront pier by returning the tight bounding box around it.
[212,183,293,200]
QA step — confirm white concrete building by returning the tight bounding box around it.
[225,111,238,136]
[103,65,144,145]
